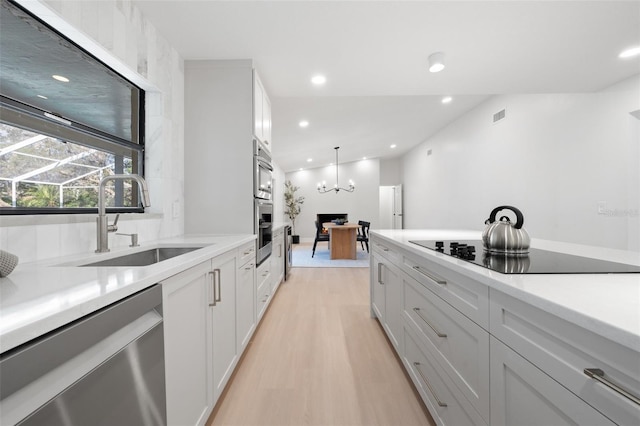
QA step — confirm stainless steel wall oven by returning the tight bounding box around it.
[255,199,273,265]
[254,139,273,200]
[254,139,273,265]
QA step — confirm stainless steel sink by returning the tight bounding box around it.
[80,247,203,267]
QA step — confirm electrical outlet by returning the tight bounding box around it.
[597,201,606,214]
[172,201,180,218]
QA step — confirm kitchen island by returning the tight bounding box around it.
[370,229,640,426]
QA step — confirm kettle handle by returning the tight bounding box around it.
[487,205,525,229]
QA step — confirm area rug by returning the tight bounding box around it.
[292,243,370,268]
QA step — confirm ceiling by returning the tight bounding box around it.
[133,0,640,172]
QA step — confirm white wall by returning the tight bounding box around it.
[402,75,640,251]
[380,157,402,185]
[284,159,380,240]
[0,0,185,262]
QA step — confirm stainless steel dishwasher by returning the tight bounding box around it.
[0,285,166,426]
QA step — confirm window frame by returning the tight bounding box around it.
[0,1,146,216]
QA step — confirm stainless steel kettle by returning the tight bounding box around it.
[482,205,530,255]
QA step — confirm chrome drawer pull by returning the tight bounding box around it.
[413,308,447,338]
[214,268,222,303]
[414,362,447,407]
[412,265,446,285]
[584,368,640,405]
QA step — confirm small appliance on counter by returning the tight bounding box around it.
[482,205,530,255]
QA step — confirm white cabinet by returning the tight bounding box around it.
[210,250,238,403]
[185,60,270,235]
[403,275,490,422]
[162,261,213,426]
[162,248,241,426]
[271,227,285,292]
[404,325,487,426]
[372,235,490,424]
[490,289,640,425]
[256,260,272,321]
[490,336,615,426]
[253,71,272,151]
[371,240,403,354]
[370,251,385,320]
[236,242,256,355]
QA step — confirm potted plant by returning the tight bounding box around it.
[284,180,304,244]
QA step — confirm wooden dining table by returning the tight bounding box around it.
[323,222,361,260]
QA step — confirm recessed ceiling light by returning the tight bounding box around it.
[441,96,453,104]
[362,157,367,160]
[428,52,445,73]
[390,144,397,149]
[52,75,69,82]
[299,120,309,128]
[307,158,313,162]
[619,46,640,58]
[311,75,326,85]
[37,94,48,99]
[299,168,303,171]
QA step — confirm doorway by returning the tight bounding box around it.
[379,184,403,229]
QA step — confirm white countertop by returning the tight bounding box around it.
[372,229,640,353]
[0,234,256,353]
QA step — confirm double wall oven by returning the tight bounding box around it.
[254,140,273,265]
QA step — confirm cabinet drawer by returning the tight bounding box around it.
[490,336,615,426]
[403,326,487,426]
[490,290,640,425]
[238,242,256,266]
[402,252,489,330]
[256,262,271,289]
[404,276,490,422]
[256,279,270,321]
[372,239,401,264]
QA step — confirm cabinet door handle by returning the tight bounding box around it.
[377,262,384,285]
[413,308,447,338]
[413,362,447,407]
[245,263,254,271]
[412,265,447,285]
[208,271,216,307]
[214,268,222,303]
[584,368,640,405]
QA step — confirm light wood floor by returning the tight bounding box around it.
[207,266,436,426]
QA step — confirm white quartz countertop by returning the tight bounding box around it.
[372,230,640,353]
[0,234,255,353]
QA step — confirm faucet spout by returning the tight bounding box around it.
[96,174,150,253]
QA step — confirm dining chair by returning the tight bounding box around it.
[312,220,330,257]
[357,220,370,252]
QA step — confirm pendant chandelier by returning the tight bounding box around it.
[317,147,355,194]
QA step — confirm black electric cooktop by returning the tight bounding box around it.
[409,240,640,274]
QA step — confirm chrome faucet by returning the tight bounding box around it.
[96,174,151,253]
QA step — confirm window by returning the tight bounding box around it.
[0,0,145,214]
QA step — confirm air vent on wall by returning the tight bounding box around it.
[493,108,506,123]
